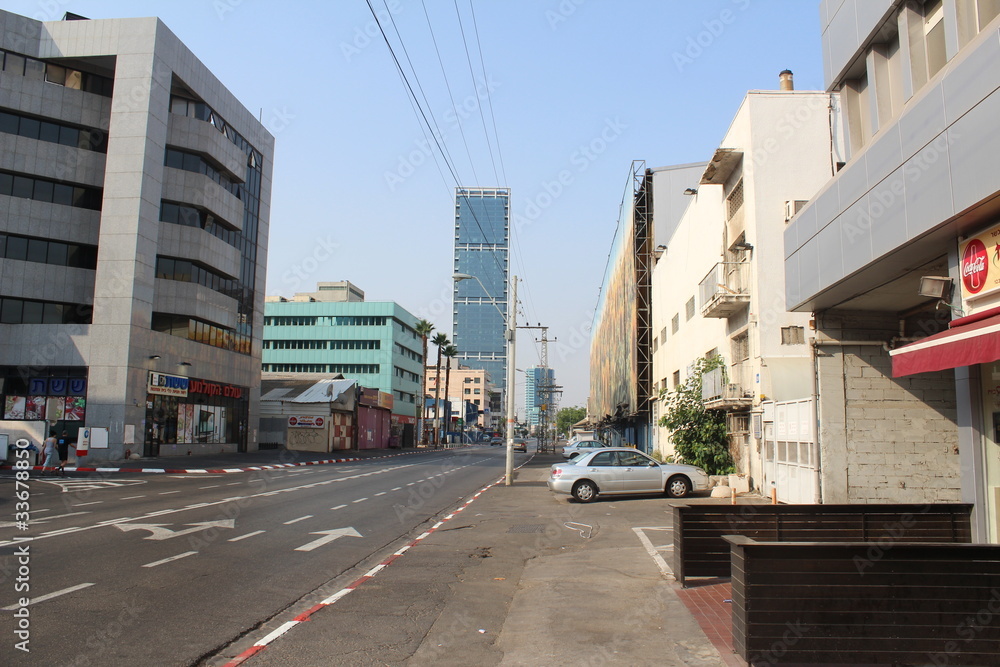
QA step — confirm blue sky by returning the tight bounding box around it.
[8,1,825,411]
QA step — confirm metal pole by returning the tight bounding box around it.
[505,276,517,486]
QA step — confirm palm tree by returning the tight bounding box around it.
[431,332,450,447]
[442,344,459,444]
[414,319,434,447]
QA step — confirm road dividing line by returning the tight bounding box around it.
[352,497,367,504]
[330,504,347,510]
[1,583,94,611]
[283,515,312,525]
[374,492,386,497]
[199,485,220,489]
[73,501,102,507]
[121,495,146,500]
[229,530,265,542]
[142,551,197,568]
[159,490,180,495]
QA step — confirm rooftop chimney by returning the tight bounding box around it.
[779,69,794,91]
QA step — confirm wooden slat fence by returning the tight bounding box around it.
[670,503,973,584]
[726,537,1000,666]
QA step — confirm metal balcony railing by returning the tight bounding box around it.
[699,261,750,318]
[701,364,753,410]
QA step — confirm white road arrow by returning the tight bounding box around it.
[115,519,235,540]
[294,527,362,552]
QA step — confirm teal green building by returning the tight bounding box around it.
[262,286,423,421]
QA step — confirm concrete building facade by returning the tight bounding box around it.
[0,11,274,460]
[262,291,423,429]
[424,362,492,429]
[784,0,1000,536]
[652,86,842,501]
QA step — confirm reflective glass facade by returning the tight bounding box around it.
[525,366,555,427]
[453,188,509,396]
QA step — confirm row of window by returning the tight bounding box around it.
[160,201,240,249]
[150,312,252,356]
[0,233,98,269]
[0,109,108,153]
[164,148,242,200]
[0,170,102,210]
[394,367,420,383]
[155,257,239,297]
[394,390,415,404]
[0,296,92,325]
[262,364,380,374]
[0,49,113,97]
[394,342,421,361]
[170,96,262,166]
[262,339,381,350]
[463,388,482,394]
[263,315,392,327]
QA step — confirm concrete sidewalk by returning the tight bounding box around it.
[215,452,740,666]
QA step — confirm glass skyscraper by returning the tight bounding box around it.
[453,188,510,406]
[525,366,556,427]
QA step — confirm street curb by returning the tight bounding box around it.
[220,454,536,667]
[0,447,469,475]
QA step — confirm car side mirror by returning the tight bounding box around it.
[649,461,658,467]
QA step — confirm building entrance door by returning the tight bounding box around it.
[763,398,818,504]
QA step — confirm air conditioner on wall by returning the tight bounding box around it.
[784,200,808,222]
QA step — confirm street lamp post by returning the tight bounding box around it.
[454,272,517,486]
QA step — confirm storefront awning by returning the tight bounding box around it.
[890,306,1000,377]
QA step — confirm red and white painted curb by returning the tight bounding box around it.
[0,447,463,475]
[222,455,534,666]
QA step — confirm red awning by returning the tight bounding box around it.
[890,306,1000,377]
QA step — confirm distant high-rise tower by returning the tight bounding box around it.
[525,366,555,428]
[453,188,510,408]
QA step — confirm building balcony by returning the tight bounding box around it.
[699,261,750,318]
[701,364,753,411]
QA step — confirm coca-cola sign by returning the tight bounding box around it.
[958,224,1000,303]
[962,239,988,295]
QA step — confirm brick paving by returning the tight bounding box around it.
[676,579,745,667]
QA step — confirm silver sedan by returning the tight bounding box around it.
[547,448,710,502]
[561,439,614,459]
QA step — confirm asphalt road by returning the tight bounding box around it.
[0,445,515,666]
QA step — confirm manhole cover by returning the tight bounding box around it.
[507,524,547,534]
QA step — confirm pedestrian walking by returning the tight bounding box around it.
[57,430,71,474]
[42,431,60,475]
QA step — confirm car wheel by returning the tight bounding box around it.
[572,480,598,503]
[666,475,691,499]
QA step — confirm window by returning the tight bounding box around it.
[924,0,947,78]
[0,233,97,269]
[732,331,750,362]
[685,296,696,321]
[0,296,91,324]
[590,452,615,467]
[671,314,680,334]
[780,326,805,345]
[726,179,744,220]
[660,327,667,344]
[672,370,681,388]
[0,169,102,210]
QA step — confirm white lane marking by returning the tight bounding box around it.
[632,527,673,579]
[391,487,402,491]
[352,498,367,504]
[116,520,235,541]
[255,621,299,647]
[0,457,463,547]
[34,511,91,523]
[293,527,362,552]
[142,551,197,568]
[226,482,241,486]
[283,515,312,525]
[159,491,180,495]
[331,504,347,510]
[32,508,51,514]
[364,564,386,577]
[40,526,88,537]
[321,589,352,604]
[229,530,265,542]
[1,583,94,611]
[72,501,102,507]
[199,485,220,489]
[374,492,386,497]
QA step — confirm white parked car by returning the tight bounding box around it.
[561,439,613,459]
[547,447,710,501]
